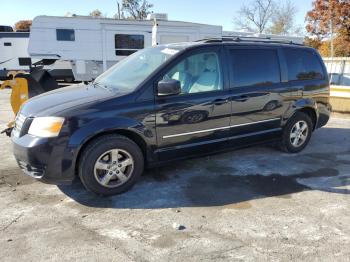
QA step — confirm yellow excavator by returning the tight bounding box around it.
[1,68,59,136]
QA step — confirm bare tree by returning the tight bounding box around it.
[89,9,103,18]
[121,0,153,20]
[267,0,299,35]
[235,0,275,33]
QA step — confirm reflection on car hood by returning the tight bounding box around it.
[20,84,116,117]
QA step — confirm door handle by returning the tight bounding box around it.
[234,95,249,102]
[213,98,229,105]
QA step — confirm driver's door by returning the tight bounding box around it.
[154,47,232,161]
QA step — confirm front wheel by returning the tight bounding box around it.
[280,112,313,153]
[78,135,144,195]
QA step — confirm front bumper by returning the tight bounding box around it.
[12,133,75,185]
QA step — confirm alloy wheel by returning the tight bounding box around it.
[290,120,309,148]
[94,149,134,188]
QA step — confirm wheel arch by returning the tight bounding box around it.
[298,107,317,130]
[74,129,149,177]
[285,99,318,131]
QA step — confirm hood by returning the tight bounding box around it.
[20,84,117,117]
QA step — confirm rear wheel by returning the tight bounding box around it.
[280,112,313,153]
[78,135,144,195]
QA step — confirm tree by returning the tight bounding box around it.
[306,0,350,56]
[313,36,350,57]
[306,0,350,38]
[121,0,153,20]
[304,37,322,50]
[267,0,299,35]
[14,20,32,32]
[235,0,275,33]
[89,9,103,18]
[64,12,77,17]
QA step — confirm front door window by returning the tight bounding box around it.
[164,52,223,94]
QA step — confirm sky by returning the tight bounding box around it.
[1,0,313,31]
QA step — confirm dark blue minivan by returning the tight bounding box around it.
[12,39,331,195]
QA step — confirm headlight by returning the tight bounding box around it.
[28,117,65,138]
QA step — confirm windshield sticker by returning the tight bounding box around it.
[161,48,179,56]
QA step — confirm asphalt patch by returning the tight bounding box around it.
[185,168,339,207]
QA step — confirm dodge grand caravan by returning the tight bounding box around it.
[12,39,331,195]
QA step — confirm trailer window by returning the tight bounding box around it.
[56,29,75,41]
[115,34,144,56]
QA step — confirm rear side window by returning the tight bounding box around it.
[229,49,280,87]
[284,49,324,81]
[115,34,144,56]
[56,29,75,41]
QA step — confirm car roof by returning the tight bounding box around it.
[163,38,311,51]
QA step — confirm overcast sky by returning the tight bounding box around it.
[1,0,313,31]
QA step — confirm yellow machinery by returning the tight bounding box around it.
[1,77,29,115]
[1,69,59,136]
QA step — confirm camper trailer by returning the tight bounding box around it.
[28,15,223,81]
[0,30,74,81]
[0,32,29,80]
[28,15,305,82]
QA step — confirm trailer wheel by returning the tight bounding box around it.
[64,77,74,83]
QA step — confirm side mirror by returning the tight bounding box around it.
[157,79,181,96]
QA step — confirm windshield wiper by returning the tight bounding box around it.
[93,81,117,92]
[92,81,107,89]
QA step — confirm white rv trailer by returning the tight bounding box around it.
[0,32,29,79]
[28,15,305,82]
[0,31,73,81]
[28,15,223,81]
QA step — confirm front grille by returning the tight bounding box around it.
[12,114,26,138]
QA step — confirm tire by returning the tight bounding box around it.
[280,112,313,153]
[64,77,74,83]
[78,135,144,196]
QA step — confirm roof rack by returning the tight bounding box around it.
[197,36,304,46]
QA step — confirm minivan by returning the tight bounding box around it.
[12,39,331,195]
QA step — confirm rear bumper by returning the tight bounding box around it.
[12,134,75,185]
[316,102,332,129]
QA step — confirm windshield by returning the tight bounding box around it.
[94,45,188,93]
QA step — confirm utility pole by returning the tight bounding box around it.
[117,1,121,19]
[329,6,335,84]
[330,18,334,58]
